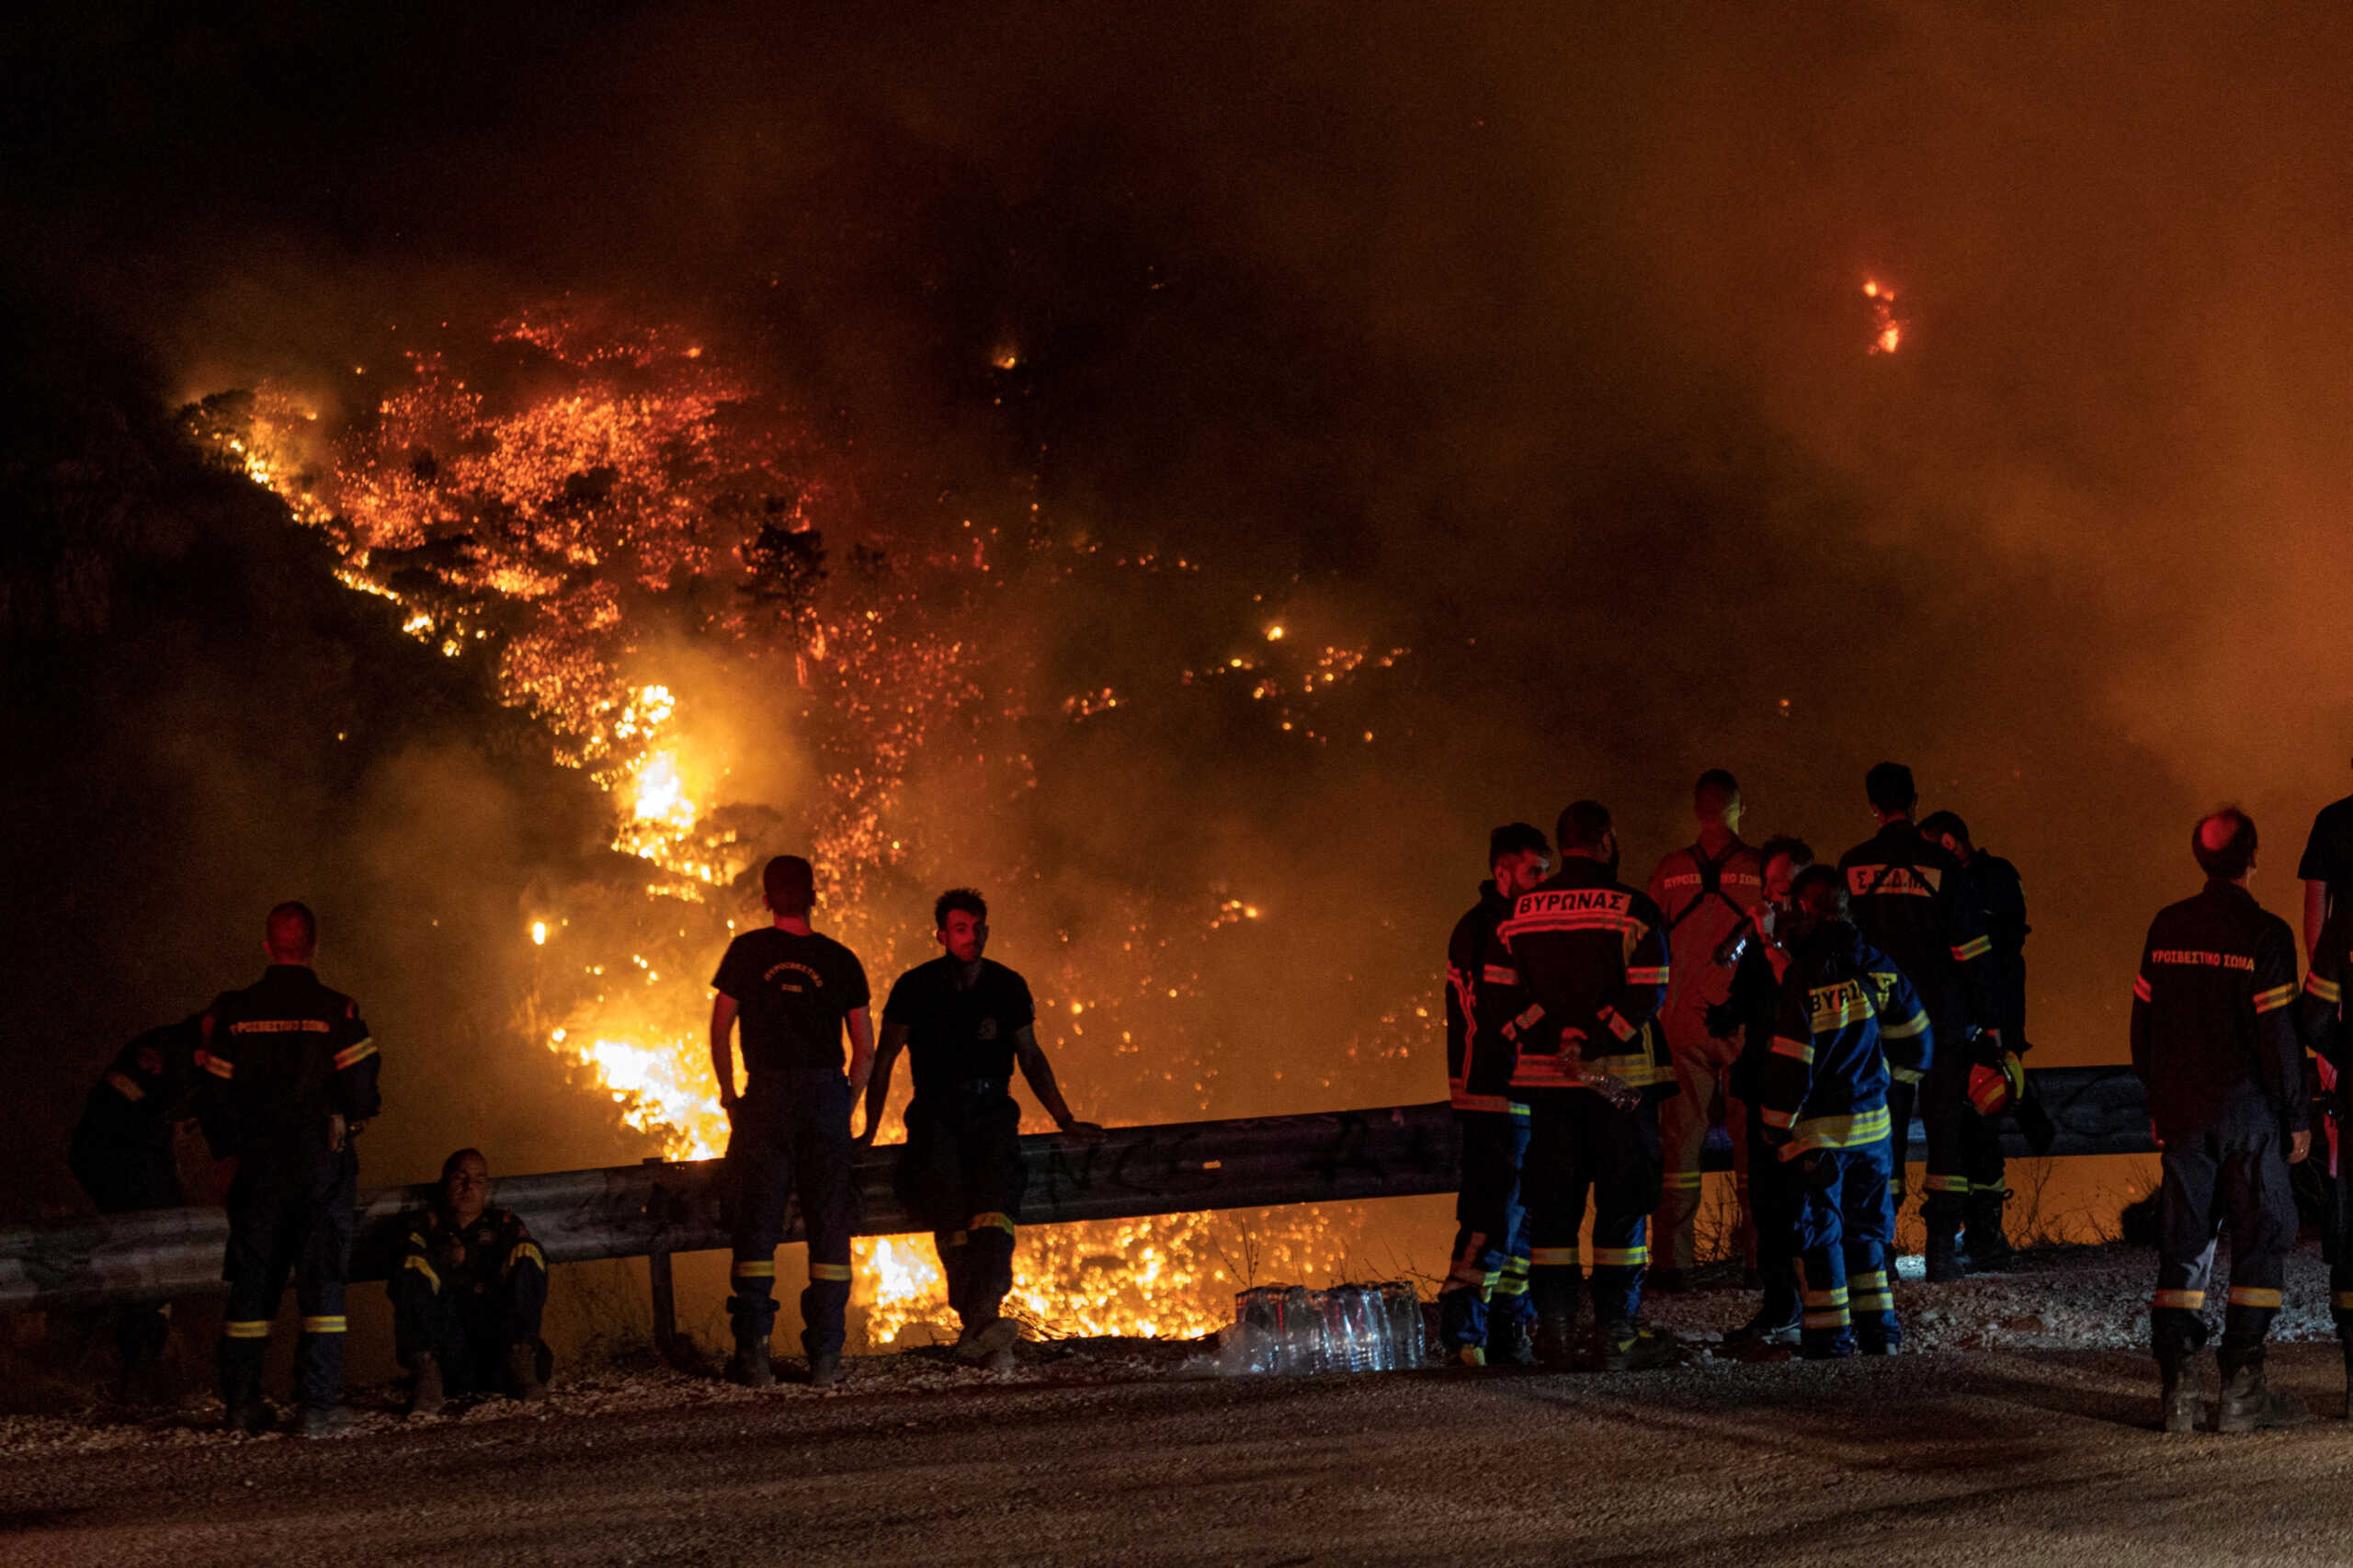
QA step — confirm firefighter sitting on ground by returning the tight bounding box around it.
[864,889,1104,1371]
[1758,865,1929,1358]
[70,1012,200,1403]
[392,1147,551,1415]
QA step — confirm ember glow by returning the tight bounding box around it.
[1863,278,1905,355]
[198,306,1411,1341]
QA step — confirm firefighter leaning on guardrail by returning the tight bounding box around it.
[1486,800,1678,1372]
[68,1012,199,1402]
[193,902,380,1438]
[2132,808,2310,1435]
[2298,888,2353,1417]
[1757,865,1927,1359]
[1436,822,1551,1367]
[391,1148,549,1415]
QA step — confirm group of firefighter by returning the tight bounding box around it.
[63,755,2353,1437]
[1438,759,2353,1434]
[69,865,1101,1435]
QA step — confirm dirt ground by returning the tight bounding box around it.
[8,1246,2353,1567]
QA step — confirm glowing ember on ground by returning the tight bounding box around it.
[1863,278,1905,355]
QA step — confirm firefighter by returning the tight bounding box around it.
[68,1014,199,1402]
[193,903,380,1437]
[1758,865,1929,1358]
[2299,757,2353,957]
[2132,808,2311,1434]
[1711,835,1813,1347]
[865,889,1104,1372]
[1645,769,1766,1293]
[1836,763,2000,1281]
[1486,801,1677,1371]
[1438,822,1552,1365]
[710,854,874,1391]
[391,1148,551,1415]
[2300,894,2353,1415]
[1919,810,2030,1268]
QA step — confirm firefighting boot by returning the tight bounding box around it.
[807,1350,846,1389]
[405,1353,446,1417]
[954,1317,1019,1370]
[725,1335,775,1389]
[2159,1359,2202,1434]
[1452,1343,1487,1368]
[505,1341,549,1403]
[1534,1314,1580,1371]
[1594,1322,1678,1373]
[1727,1305,1803,1349]
[299,1403,352,1438]
[1495,1318,1538,1366]
[1964,1191,2015,1271]
[1924,1228,1968,1284]
[2216,1358,2313,1434]
[218,1343,275,1436]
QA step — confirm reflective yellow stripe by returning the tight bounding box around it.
[1920,1172,1970,1194]
[1879,1011,1928,1040]
[1529,1246,1581,1267]
[809,1263,853,1282]
[1803,1309,1851,1328]
[1491,1277,1529,1295]
[508,1242,546,1271]
[1589,1246,1648,1267]
[1482,964,1520,985]
[1760,1106,1794,1130]
[1624,966,1670,986]
[1663,1171,1704,1189]
[1770,1035,1814,1064]
[198,1051,234,1080]
[972,1211,1017,1237]
[333,1038,377,1070]
[105,1070,145,1101]
[1450,1092,1531,1116]
[223,1320,271,1339]
[1952,936,1992,962]
[2254,983,2296,1015]
[733,1259,776,1278]
[1788,1104,1893,1153]
[1599,1008,1637,1042]
[2153,1290,2205,1310]
[2227,1287,2282,1309]
[403,1254,441,1291]
[301,1315,347,1334]
[1802,1288,1851,1307]
[1889,1065,1923,1084]
[2307,973,2344,1005]
[1849,1271,1888,1290]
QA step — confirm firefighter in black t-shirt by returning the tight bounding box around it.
[710,855,876,1390]
[864,889,1104,1372]
[194,902,381,1438]
[2299,759,2353,957]
[69,1013,199,1400]
[2132,809,2311,1434]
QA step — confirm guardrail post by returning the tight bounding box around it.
[644,1157,679,1362]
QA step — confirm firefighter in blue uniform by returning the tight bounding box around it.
[194,903,380,1437]
[2132,808,2310,1434]
[392,1148,551,1415]
[2300,892,2353,1415]
[69,1014,199,1400]
[1486,801,1677,1370]
[1836,763,2000,1281]
[865,889,1104,1372]
[1758,866,1929,1358]
[710,854,875,1391]
[1438,823,1551,1365]
[1921,809,2031,1267]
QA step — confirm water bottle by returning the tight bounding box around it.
[1233,1286,1283,1374]
[1281,1286,1324,1373]
[1381,1281,1426,1369]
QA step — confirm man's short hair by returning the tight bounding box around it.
[1488,823,1550,867]
[1694,768,1740,818]
[1790,862,1848,917]
[265,902,317,960]
[1917,810,1971,848]
[440,1147,487,1179]
[762,855,816,915]
[935,887,988,927]
[1865,762,1917,815]
[1757,835,1813,871]
[2192,808,2257,881]
[1556,801,1613,852]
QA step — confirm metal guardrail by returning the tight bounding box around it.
[0,1067,2157,1313]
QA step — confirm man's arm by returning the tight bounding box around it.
[2253,924,2309,1160]
[858,1024,905,1146]
[1013,1025,1104,1142]
[1756,965,1817,1147]
[1596,898,1671,1052]
[845,1006,876,1097]
[2308,880,2329,960]
[709,994,740,1111]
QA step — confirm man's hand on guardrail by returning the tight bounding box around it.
[1057,1120,1108,1148]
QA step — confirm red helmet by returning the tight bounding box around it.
[1969,1051,2027,1117]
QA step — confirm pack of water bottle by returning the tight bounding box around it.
[1222,1282,1427,1375]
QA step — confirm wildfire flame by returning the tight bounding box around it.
[1863,278,1904,355]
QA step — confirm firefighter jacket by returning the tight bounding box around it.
[2129,879,2304,1140]
[400,1204,545,1300]
[2299,904,2352,1176]
[1759,920,1930,1155]
[1956,849,2029,1042]
[1486,857,1675,1097]
[195,964,381,1164]
[1717,926,1793,1106]
[77,1016,199,1151]
[1837,821,1996,1040]
[1646,835,1765,1047]
[1445,881,1525,1113]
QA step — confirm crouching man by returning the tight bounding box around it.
[392,1148,551,1415]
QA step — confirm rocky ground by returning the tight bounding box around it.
[6,1244,2353,1565]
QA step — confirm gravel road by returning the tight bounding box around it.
[7,1246,2353,1566]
